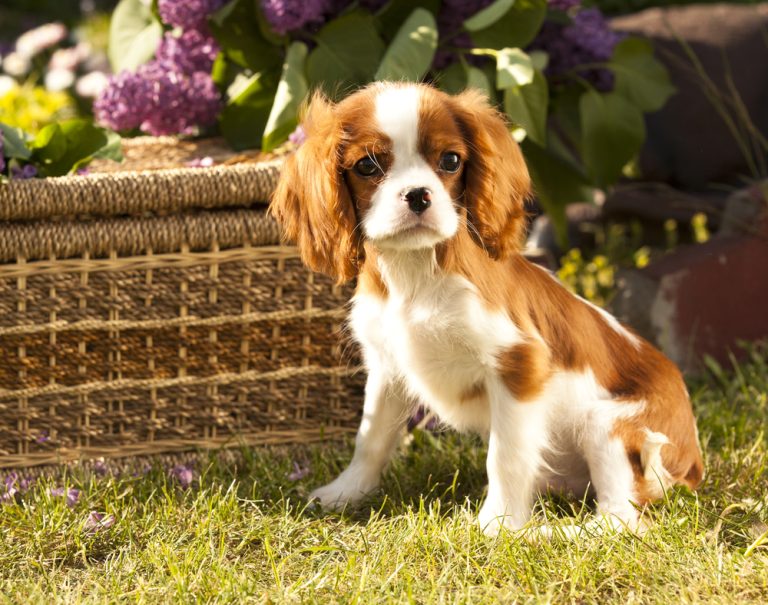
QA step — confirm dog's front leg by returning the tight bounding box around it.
[309,369,407,510]
[478,382,549,536]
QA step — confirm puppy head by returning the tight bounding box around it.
[269,83,530,282]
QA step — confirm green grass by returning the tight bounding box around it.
[2,345,768,603]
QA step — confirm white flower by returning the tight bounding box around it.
[15,23,68,58]
[2,52,31,77]
[45,68,75,92]
[49,42,91,71]
[75,71,109,98]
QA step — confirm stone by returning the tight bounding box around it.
[610,186,768,372]
[612,4,768,190]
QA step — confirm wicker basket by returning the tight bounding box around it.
[0,138,364,468]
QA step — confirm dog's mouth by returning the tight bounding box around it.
[371,223,447,251]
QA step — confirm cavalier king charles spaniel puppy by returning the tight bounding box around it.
[270,82,703,536]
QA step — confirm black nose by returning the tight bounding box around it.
[404,187,432,215]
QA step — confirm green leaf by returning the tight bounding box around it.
[438,63,466,95]
[579,89,645,188]
[521,137,591,247]
[375,8,437,82]
[466,66,493,97]
[31,120,123,176]
[610,37,676,113]
[209,0,282,73]
[262,42,309,152]
[438,63,492,97]
[376,0,440,40]
[496,47,534,89]
[31,124,66,163]
[108,0,162,72]
[0,123,32,160]
[220,71,279,150]
[464,0,516,31]
[468,0,546,51]
[529,50,548,72]
[306,11,385,96]
[503,68,548,145]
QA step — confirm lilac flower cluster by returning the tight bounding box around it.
[433,0,495,69]
[158,0,227,31]
[548,0,581,11]
[260,0,388,35]
[261,0,329,35]
[529,7,622,91]
[94,0,223,136]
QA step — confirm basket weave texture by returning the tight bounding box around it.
[0,138,363,468]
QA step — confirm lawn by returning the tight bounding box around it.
[1,345,767,603]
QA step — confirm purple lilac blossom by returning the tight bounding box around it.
[0,132,5,174]
[407,406,439,432]
[434,0,495,69]
[158,0,228,31]
[84,511,115,534]
[94,60,221,136]
[261,0,330,35]
[169,464,195,489]
[11,164,37,179]
[1,473,34,504]
[528,7,622,91]
[93,69,154,132]
[287,461,311,481]
[94,0,223,136]
[50,486,81,508]
[288,124,306,146]
[548,0,581,11]
[93,459,109,476]
[155,30,219,75]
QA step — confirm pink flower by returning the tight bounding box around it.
[50,486,81,508]
[287,461,311,481]
[288,125,306,147]
[15,23,68,58]
[186,156,215,168]
[169,464,195,489]
[84,511,115,535]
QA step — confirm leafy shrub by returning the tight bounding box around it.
[100,0,675,240]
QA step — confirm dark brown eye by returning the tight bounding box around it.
[354,156,379,177]
[439,152,461,173]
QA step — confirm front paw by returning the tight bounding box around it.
[308,474,377,511]
[477,501,526,537]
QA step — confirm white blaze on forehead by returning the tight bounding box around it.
[364,84,458,247]
[374,85,421,166]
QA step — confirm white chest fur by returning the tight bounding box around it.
[350,251,521,433]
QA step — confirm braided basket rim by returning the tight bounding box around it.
[0,137,285,222]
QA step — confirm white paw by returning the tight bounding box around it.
[308,473,378,511]
[477,501,527,537]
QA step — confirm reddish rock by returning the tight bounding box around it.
[611,185,768,371]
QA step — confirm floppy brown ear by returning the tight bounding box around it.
[269,92,361,283]
[450,89,531,259]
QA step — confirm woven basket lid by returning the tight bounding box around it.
[0,137,284,222]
